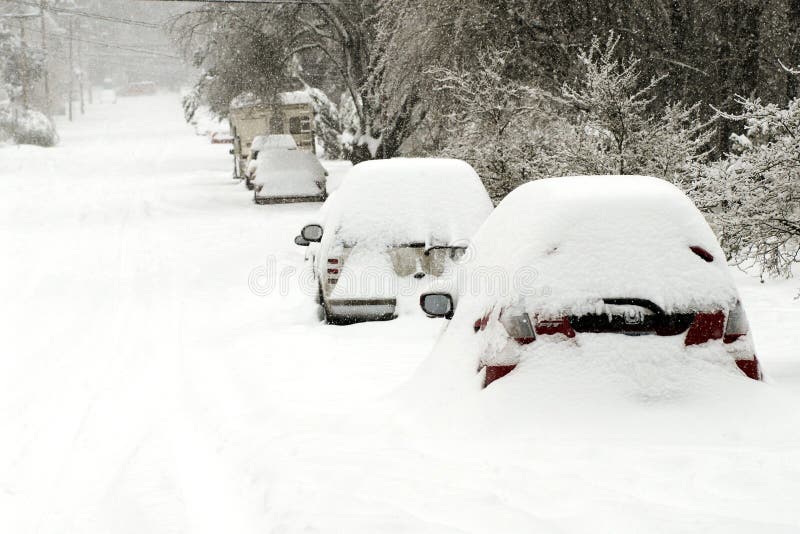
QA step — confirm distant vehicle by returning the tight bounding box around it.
[228,91,315,179]
[297,158,493,324]
[99,78,117,104]
[420,175,763,388]
[253,149,327,204]
[210,131,233,144]
[99,89,117,104]
[244,134,298,189]
[119,81,157,97]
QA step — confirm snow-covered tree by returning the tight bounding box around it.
[425,50,572,201]
[172,1,424,163]
[561,33,713,183]
[698,88,800,276]
[0,20,56,147]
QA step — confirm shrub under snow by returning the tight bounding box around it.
[0,107,58,147]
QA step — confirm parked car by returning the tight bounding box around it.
[253,149,327,204]
[420,175,763,388]
[119,81,157,97]
[297,158,493,324]
[99,89,117,104]
[244,134,298,189]
[210,131,233,144]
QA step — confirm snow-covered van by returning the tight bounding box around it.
[298,158,493,324]
[229,91,315,179]
[420,175,763,388]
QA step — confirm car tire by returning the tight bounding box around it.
[317,284,331,323]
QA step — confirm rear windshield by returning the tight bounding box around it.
[387,245,447,277]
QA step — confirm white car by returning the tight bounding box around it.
[420,175,763,388]
[298,158,493,324]
[253,149,327,204]
[244,134,298,189]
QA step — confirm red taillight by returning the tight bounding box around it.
[326,258,342,286]
[483,365,516,388]
[724,301,750,344]
[473,312,490,333]
[684,311,725,345]
[535,317,575,338]
[736,357,762,380]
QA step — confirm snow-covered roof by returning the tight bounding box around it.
[461,175,736,316]
[254,150,326,197]
[252,134,297,152]
[230,90,312,110]
[322,158,493,247]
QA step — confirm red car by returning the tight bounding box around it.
[421,175,762,388]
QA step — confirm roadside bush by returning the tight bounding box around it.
[0,108,58,147]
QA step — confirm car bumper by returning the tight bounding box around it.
[326,298,397,321]
[254,193,326,204]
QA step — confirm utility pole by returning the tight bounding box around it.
[76,20,85,114]
[19,19,29,110]
[39,0,50,117]
[68,16,74,121]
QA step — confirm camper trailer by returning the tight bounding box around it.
[229,91,316,179]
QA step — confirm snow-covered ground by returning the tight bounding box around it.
[1,94,799,533]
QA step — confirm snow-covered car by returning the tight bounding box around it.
[99,89,117,104]
[253,149,327,204]
[210,131,233,144]
[299,158,493,324]
[420,175,763,388]
[243,134,298,189]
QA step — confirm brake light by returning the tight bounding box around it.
[736,357,762,380]
[534,316,575,338]
[684,311,725,345]
[326,257,342,287]
[724,301,750,343]
[484,365,516,388]
[473,312,491,333]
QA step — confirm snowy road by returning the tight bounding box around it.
[2,94,800,533]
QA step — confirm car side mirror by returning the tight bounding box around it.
[294,235,310,247]
[420,292,454,319]
[301,224,323,243]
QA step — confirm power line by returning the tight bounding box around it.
[6,0,164,28]
[25,26,183,59]
[138,0,354,5]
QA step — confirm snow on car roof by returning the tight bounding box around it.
[462,175,737,315]
[323,158,493,247]
[253,150,326,197]
[230,91,312,110]
[252,134,297,152]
